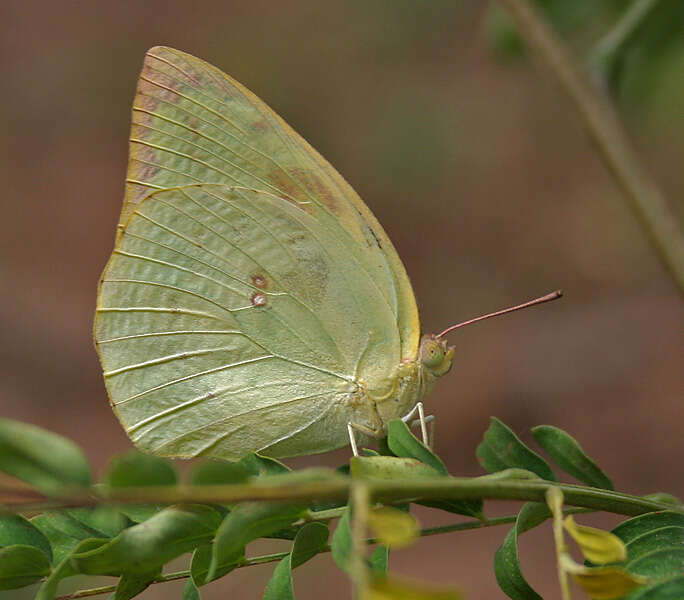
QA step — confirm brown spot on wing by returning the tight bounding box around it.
[251,292,267,307]
[139,66,185,104]
[251,274,268,289]
[290,168,340,215]
[134,92,159,112]
[252,119,269,133]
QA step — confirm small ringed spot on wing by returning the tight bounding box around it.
[251,292,267,307]
[252,274,267,289]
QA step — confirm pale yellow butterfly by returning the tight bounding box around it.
[94,47,558,460]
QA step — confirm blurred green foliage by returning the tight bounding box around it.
[484,0,684,110]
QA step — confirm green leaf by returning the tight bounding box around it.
[183,578,201,600]
[386,420,448,475]
[417,498,484,519]
[557,511,684,600]
[613,511,684,582]
[105,450,177,487]
[190,544,218,588]
[189,460,250,485]
[32,508,127,565]
[0,544,51,590]
[113,570,160,600]
[477,418,556,481]
[331,506,352,573]
[208,502,304,582]
[35,539,108,600]
[0,514,52,562]
[494,502,551,600]
[263,556,293,600]
[263,522,329,600]
[370,545,390,576]
[70,504,221,576]
[625,576,684,600]
[0,418,91,492]
[290,522,329,568]
[103,450,177,522]
[532,425,613,489]
[237,452,291,477]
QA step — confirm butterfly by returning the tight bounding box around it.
[95,47,554,461]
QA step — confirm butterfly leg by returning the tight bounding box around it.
[411,414,436,449]
[402,402,432,446]
[347,422,359,456]
[347,421,384,456]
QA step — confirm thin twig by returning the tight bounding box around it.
[589,0,662,92]
[496,0,684,294]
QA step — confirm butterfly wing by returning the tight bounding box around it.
[95,47,421,458]
[123,46,419,361]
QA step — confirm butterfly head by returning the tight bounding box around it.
[419,335,454,378]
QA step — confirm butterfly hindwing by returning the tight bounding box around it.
[95,184,399,458]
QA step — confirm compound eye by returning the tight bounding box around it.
[420,339,445,369]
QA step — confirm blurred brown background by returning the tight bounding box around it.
[1,1,682,598]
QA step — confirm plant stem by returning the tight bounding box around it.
[589,0,662,91]
[495,0,684,294]
[547,488,572,600]
[350,483,371,599]
[6,478,679,518]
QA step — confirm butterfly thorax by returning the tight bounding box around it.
[362,335,454,435]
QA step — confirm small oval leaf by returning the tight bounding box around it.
[0,418,91,492]
[367,575,463,599]
[70,504,221,576]
[331,507,352,573]
[103,450,177,522]
[386,420,448,475]
[561,555,649,600]
[532,425,613,489]
[32,508,127,565]
[563,515,626,564]
[188,460,250,486]
[104,450,177,487]
[183,578,201,600]
[493,503,551,600]
[113,570,160,600]
[35,538,109,600]
[0,544,51,590]
[370,545,390,576]
[208,502,304,582]
[237,453,290,477]
[477,418,556,481]
[0,514,52,562]
[290,522,329,569]
[263,522,329,600]
[368,507,419,549]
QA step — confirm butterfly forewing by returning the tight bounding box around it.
[124,47,419,361]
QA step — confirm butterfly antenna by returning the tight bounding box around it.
[436,290,563,339]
